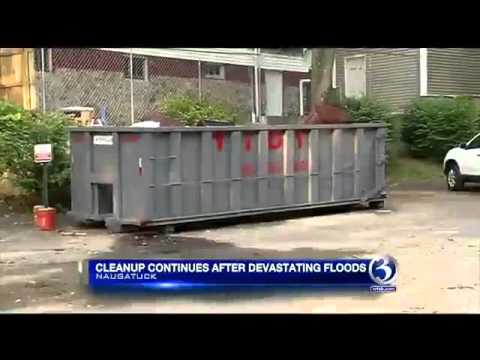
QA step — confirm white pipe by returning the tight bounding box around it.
[41,48,46,112]
[129,49,134,124]
[198,60,202,99]
[253,48,261,123]
[299,79,311,116]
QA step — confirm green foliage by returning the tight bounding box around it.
[0,101,73,196]
[387,156,443,184]
[342,96,399,160]
[343,96,394,124]
[158,94,240,126]
[402,96,480,160]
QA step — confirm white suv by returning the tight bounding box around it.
[443,133,480,191]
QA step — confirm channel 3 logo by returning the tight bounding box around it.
[369,256,397,287]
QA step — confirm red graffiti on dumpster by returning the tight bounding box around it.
[295,131,308,149]
[241,163,256,177]
[294,159,309,172]
[243,134,253,152]
[212,132,225,151]
[268,161,283,174]
[268,131,284,150]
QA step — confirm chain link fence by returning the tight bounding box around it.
[34,48,258,126]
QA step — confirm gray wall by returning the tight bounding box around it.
[428,48,480,96]
[335,48,420,110]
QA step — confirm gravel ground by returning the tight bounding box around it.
[0,185,479,313]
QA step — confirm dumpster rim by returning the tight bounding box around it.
[68,123,387,133]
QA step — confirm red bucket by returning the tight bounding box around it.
[37,207,56,231]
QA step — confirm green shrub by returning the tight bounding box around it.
[402,96,480,160]
[344,96,394,129]
[158,94,240,126]
[342,97,399,161]
[0,101,72,198]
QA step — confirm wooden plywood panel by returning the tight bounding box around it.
[0,48,37,109]
[0,48,23,56]
[0,53,23,86]
[0,85,23,104]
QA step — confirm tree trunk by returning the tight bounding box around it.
[311,48,335,108]
[305,48,351,124]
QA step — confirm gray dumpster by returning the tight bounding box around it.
[68,124,387,232]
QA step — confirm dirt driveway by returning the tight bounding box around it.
[1,186,479,313]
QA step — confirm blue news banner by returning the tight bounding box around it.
[88,257,397,293]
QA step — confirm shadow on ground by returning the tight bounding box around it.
[81,224,379,305]
[1,202,389,311]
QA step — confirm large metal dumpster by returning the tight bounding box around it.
[68,124,387,231]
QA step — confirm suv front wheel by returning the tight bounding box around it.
[446,163,464,191]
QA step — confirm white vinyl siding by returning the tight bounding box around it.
[335,48,420,110]
[428,48,480,96]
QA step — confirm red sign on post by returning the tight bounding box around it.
[34,144,53,163]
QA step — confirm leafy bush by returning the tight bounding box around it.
[158,94,240,126]
[342,97,399,160]
[402,96,480,160]
[0,101,73,198]
[343,96,394,129]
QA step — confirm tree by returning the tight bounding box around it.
[305,48,351,124]
[310,48,335,108]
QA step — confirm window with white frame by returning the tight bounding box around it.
[124,56,148,80]
[34,48,52,72]
[204,63,225,80]
[302,81,311,115]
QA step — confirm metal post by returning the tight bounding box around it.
[42,163,49,207]
[129,48,135,125]
[198,60,202,100]
[40,48,46,113]
[253,48,261,123]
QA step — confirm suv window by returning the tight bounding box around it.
[468,135,480,149]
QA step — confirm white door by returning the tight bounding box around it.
[462,134,480,175]
[344,56,366,98]
[265,70,283,116]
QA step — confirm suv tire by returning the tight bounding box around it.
[446,163,464,191]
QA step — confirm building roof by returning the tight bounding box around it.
[100,48,311,73]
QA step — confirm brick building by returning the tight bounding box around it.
[28,48,312,124]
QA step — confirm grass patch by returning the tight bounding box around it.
[387,156,444,184]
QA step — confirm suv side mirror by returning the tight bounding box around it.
[460,143,467,149]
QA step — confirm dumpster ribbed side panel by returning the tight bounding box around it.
[180,133,201,216]
[169,132,182,217]
[239,132,257,210]
[283,130,295,206]
[257,131,269,207]
[200,131,213,214]
[336,129,355,201]
[317,129,333,202]
[360,128,377,199]
[70,132,90,216]
[69,124,387,228]
[375,128,387,194]
[308,129,320,203]
[151,133,170,219]
[230,131,242,211]
[293,130,309,204]
[118,133,146,220]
